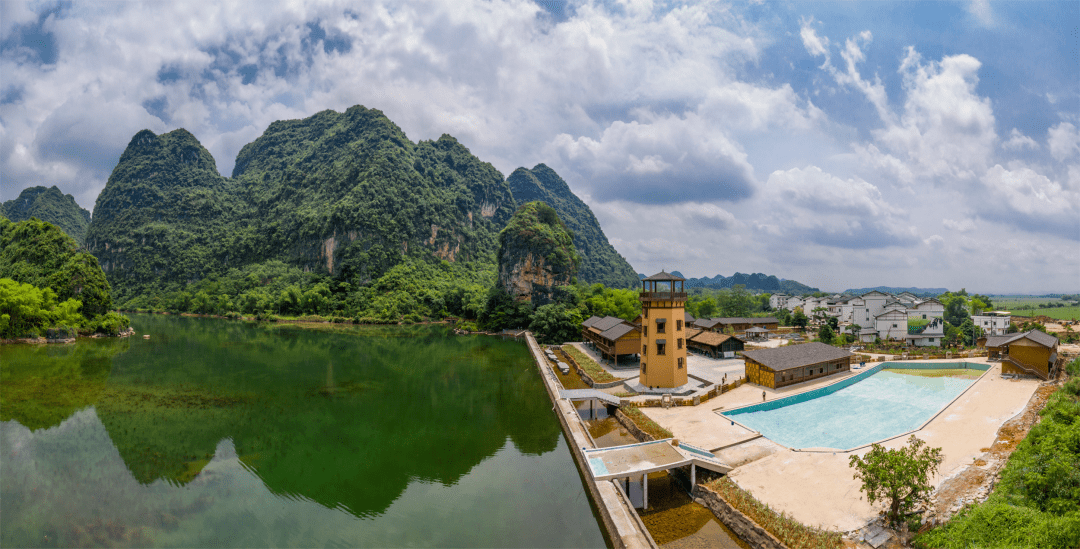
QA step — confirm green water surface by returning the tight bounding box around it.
[1,314,607,547]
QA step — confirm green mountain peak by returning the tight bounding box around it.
[1,185,92,244]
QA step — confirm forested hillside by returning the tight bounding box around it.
[85,106,638,328]
[87,106,517,304]
[1,186,92,244]
[507,165,638,288]
[0,218,128,337]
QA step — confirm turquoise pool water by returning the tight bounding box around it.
[723,366,983,450]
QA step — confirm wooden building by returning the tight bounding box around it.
[639,271,689,389]
[688,331,744,358]
[981,330,1059,380]
[742,342,853,389]
[581,315,641,364]
[693,317,779,333]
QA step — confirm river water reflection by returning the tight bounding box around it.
[1,315,607,547]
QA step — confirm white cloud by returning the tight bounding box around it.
[760,166,918,249]
[548,110,756,204]
[942,218,975,232]
[1003,128,1038,151]
[923,234,945,248]
[799,17,829,61]
[1047,122,1080,162]
[967,0,995,28]
[871,49,997,182]
[830,31,893,125]
[979,164,1079,238]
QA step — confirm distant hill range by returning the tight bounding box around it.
[1,186,92,244]
[86,105,640,302]
[842,286,948,297]
[639,271,819,294]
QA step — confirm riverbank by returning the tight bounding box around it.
[1,326,135,344]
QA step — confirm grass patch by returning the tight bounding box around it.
[703,477,842,549]
[563,346,619,383]
[620,404,673,440]
[884,368,983,379]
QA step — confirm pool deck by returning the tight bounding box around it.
[640,357,1043,532]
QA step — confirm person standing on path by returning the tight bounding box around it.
[762,390,766,401]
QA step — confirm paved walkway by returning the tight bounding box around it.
[560,388,621,406]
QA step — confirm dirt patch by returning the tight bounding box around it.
[925,381,1060,524]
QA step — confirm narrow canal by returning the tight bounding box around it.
[574,402,750,549]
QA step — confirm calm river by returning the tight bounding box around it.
[1,314,607,547]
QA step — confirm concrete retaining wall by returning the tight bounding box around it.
[692,485,790,549]
[525,334,656,549]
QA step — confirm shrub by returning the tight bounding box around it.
[86,311,131,335]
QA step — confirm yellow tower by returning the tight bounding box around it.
[639,271,688,388]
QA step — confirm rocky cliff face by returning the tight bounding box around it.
[496,202,578,305]
[507,164,638,289]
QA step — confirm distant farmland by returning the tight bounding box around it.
[993,297,1080,321]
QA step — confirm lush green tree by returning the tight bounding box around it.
[792,309,809,330]
[577,283,640,321]
[529,303,583,344]
[0,278,86,338]
[478,288,532,331]
[696,296,718,318]
[774,307,791,326]
[850,435,943,527]
[818,324,835,344]
[0,218,118,323]
[717,285,753,317]
[939,291,972,327]
[943,322,962,346]
[959,319,980,345]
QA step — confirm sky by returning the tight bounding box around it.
[1,0,1078,294]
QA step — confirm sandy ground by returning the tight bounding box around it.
[641,359,1042,532]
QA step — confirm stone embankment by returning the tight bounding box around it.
[523,332,656,549]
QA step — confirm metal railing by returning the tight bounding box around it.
[640,291,687,301]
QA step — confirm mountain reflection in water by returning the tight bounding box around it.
[1,315,606,548]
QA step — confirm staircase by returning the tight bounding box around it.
[1002,356,1048,381]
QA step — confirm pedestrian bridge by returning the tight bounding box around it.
[559,388,622,406]
[582,439,733,509]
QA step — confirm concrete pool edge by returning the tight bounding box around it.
[717,362,994,453]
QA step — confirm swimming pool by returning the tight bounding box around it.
[721,363,988,450]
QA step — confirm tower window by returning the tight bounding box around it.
[643,326,648,337]
[677,338,683,349]
[656,319,666,334]
[657,342,666,355]
[676,320,683,331]
[678,358,683,369]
